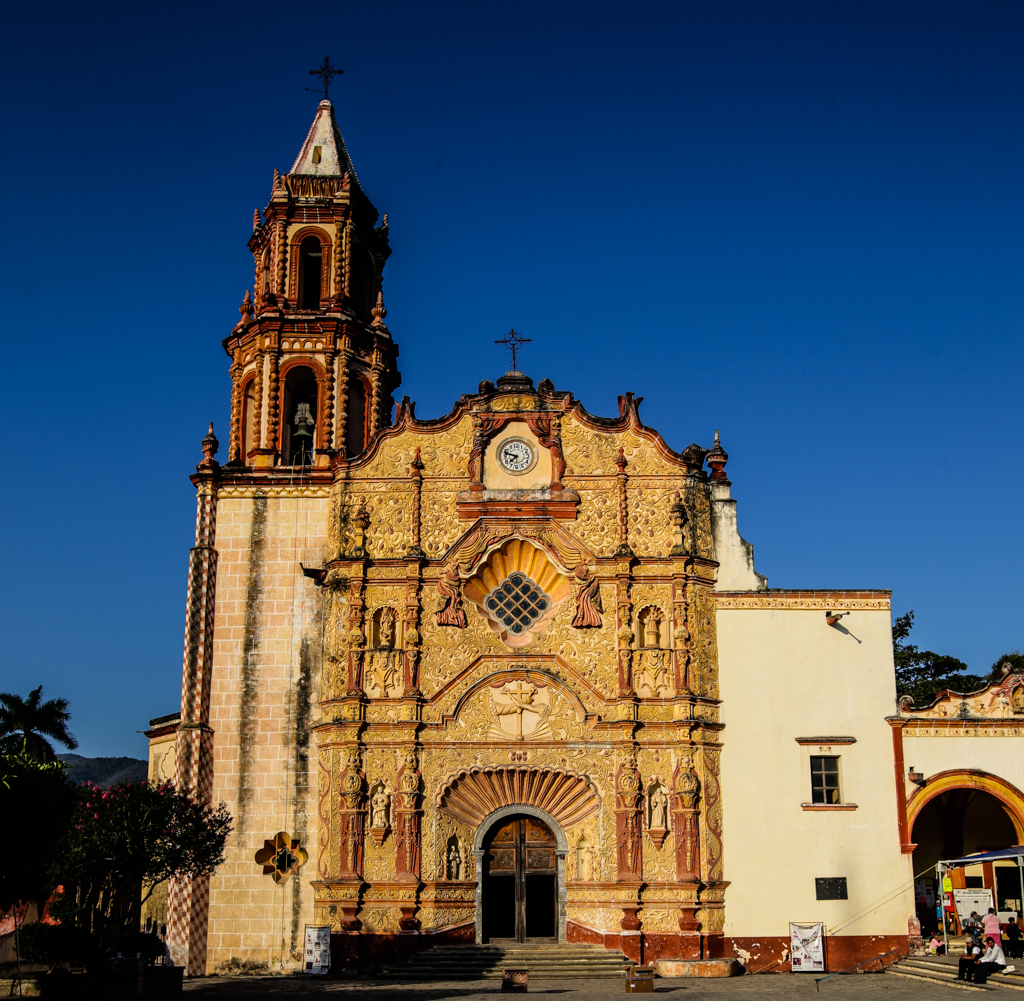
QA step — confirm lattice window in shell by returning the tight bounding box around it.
[483,573,551,637]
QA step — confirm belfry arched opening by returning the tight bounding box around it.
[482,814,558,943]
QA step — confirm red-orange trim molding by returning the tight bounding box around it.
[889,721,914,853]
[906,768,1024,844]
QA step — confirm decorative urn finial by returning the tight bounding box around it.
[200,422,219,465]
[707,428,729,482]
[371,290,388,328]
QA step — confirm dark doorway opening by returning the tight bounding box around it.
[483,814,557,943]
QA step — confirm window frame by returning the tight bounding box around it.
[810,754,842,806]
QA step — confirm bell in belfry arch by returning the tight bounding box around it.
[292,402,315,466]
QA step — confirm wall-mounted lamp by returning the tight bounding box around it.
[826,610,849,627]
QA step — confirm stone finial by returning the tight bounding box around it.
[707,428,729,482]
[252,208,261,233]
[371,290,388,328]
[615,447,627,474]
[272,168,282,190]
[200,422,219,465]
[382,213,389,230]
[239,290,254,323]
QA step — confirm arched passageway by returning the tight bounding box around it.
[909,772,1024,935]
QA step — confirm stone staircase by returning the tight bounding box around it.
[889,954,1024,992]
[387,942,630,980]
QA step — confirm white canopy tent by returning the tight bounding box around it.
[936,846,1024,954]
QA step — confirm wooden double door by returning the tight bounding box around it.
[483,815,557,942]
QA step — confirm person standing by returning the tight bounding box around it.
[1005,914,1023,960]
[973,937,1007,985]
[983,908,1003,947]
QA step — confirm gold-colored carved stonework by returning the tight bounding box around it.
[214,230,728,954]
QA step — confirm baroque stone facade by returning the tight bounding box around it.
[163,97,925,976]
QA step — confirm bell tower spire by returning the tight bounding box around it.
[222,89,400,467]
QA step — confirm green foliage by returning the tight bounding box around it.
[990,651,1024,678]
[0,686,78,762]
[57,780,232,949]
[15,921,98,969]
[0,753,77,913]
[893,610,987,707]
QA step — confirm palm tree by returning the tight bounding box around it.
[0,686,79,761]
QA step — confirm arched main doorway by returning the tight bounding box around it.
[482,813,558,942]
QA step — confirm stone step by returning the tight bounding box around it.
[389,943,630,981]
[888,967,995,991]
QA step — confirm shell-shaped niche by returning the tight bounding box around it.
[464,538,571,648]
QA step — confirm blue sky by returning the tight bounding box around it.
[1,1,1021,757]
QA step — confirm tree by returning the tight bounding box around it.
[0,753,77,914]
[893,611,986,707]
[0,686,79,762]
[56,781,232,948]
[989,651,1024,678]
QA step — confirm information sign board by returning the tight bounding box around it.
[789,922,825,973]
[303,925,331,974]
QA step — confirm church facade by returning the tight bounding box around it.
[162,99,921,976]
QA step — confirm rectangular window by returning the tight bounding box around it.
[816,877,848,900]
[810,756,841,805]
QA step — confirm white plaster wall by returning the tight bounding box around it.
[717,605,914,938]
[902,734,1024,800]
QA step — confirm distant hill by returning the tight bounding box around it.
[57,754,148,787]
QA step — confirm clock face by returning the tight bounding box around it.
[498,438,535,474]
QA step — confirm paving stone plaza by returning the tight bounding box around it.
[179,972,952,998]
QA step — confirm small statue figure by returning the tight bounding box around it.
[571,564,602,628]
[447,840,463,880]
[650,785,670,831]
[371,786,389,829]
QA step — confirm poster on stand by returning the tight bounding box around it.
[953,889,994,927]
[304,925,331,974]
[789,922,825,973]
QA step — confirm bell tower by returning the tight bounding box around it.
[223,98,400,467]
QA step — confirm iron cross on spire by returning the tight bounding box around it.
[495,328,531,372]
[306,57,344,100]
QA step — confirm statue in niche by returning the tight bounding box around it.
[647,781,670,850]
[576,837,596,881]
[650,785,669,831]
[446,837,463,880]
[365,607,403,698]
[367,782,390,846]
[371,786,389,829]
[571,564,602,628]
[436,564,468,627]
[635,606,672,697]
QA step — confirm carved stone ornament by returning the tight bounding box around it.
[571,563,602,628]
[254,831,309,883]
[463,538,571,648]
[487,679,552,740]
[435,564,468,628]
[368,782,390,847]
[647,781,670,851]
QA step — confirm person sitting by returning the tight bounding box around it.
[928,933,945,956]
[1005,914,1023,960]
[973,937,1007,985]
[983,907,1003,946]
[959,937,983,980]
